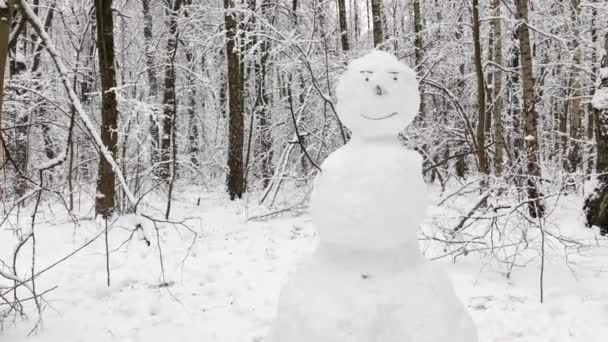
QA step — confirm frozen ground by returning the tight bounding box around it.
[1,186,608,342]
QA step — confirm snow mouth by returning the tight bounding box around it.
[360,112,398,120]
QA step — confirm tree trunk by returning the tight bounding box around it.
[182,0,198,169]
[584,31,608,234]
[472,0,488,177]
[353,0,359,40]
[337,0,349,52]
[492,0,504,175]
[141,0,160,169]
[0,0,12,177]
[32,4,56,161]
[515,0,544,218]
[413,0,423,67]
[587,1,598,173]
[158,0,183,179]
[94,0,119,217]
[454,11,467,178]
[224,0,245,200]
[185,50,200,167]
[371,0,383,47]
[256,0,273,188]
[567,0,582,172]
[507,29,522,173]
[413,0,424,117]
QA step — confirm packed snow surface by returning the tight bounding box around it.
[1,188,608,341]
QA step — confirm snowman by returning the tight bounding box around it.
[266,51,478,342]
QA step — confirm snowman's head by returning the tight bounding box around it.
[336,51,420,138]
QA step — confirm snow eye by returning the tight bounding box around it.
[360,70,373,82]
[393,77,398,81]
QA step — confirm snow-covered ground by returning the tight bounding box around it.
[1,187,607,342]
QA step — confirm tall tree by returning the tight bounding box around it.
[352,0,359,40]
[472,0,488,177]
[371,0,383,47]
[94,0,119,217]
[587,0,598,173]
[224,0,245,200]
[255,0,273,188]
[183,0,199,168]
[413,0,424,116]
[491,0,504,175]
[141,0,160,168]
[337,0,349,52]
[0,0,13,168]
[584,32,608,234]
[158,0,183,179]
[515,0,544,218]
[567,0,582,172]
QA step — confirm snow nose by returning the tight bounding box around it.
[375,85,384,96]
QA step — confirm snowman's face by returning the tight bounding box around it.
[336,51,420,138]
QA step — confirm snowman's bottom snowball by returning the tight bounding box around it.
[266,253,478,342]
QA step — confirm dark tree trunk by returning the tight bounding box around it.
[224,0,245,200]
[158,0,183,179]
[567,0,582,172]
[507,29,522,173]
[492,0,504,175]
[141,0,160,169]
[472,0,488,176]
[584,32,608,235]
[32,5,56,160]
[371,0,384,47]
[413,0,424,117]
[337,0,349,52]
[353,0,359,39]
[515,0,544,218]
[587,3,598,174]
[255,0,273,188]
[94,0,119,217]
[454,12,467,178]
[186,50,200,167]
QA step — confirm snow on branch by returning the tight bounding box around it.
[16,0,137,208]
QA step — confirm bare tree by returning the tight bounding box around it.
[567,0,582,172]
[584,32,608,234]
[472,0,488,177]
[515,0,544,218]
[255,0,273,188]
[158,0,183,180]
[352,0,359,40]
[94,0,119,217]
[0,0,13,166]
[492,0,504,175]
[141,0,160,168]
[371,0,383,47]
[413,0,424,116]
[337,0,349,52]
[224,0,245,200]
